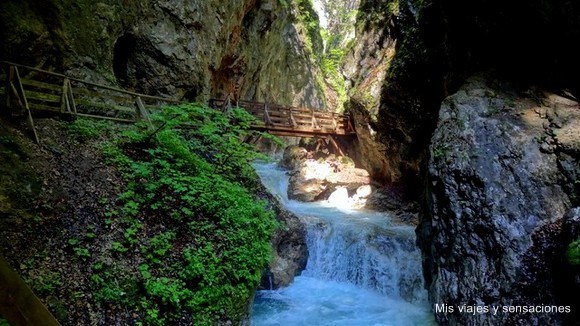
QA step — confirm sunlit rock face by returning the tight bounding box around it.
[420,75,580,325]
[0,0,325,108]
[279,146,371,203]
[287,157,370,202]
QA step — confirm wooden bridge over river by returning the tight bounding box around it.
[0,61,356,143]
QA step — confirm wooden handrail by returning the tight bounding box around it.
[1,61,181,103]
[208,98,356,137]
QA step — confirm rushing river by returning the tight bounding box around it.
[251,163,435,326]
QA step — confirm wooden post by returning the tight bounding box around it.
[264,103,273,125]
[0,255,61,326]
[135,96,142,121]
[289,108,297,128]
[315,137,323,151]
[14,67,40,144]
[311,110,319,129]
[346,114,354,134]
[60,78,69,113]
[7,66,24,110]
[135,96,153,129]
[66,79,77,115]
[221,95,231,112]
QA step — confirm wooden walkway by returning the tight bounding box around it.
[209,99,355,137]
[0,62,356,142]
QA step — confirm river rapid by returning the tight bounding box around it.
[251,162,435,326]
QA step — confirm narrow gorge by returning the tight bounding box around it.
[0,0,579,325]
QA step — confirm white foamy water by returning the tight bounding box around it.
[251,162,435,325]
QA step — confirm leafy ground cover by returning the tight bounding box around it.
[0,103,280,325]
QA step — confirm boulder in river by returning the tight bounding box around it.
[283,147,371,202]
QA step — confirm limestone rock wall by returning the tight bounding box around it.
[0,0,325,107]
[420,76,579,325]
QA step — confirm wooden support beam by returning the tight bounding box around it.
[327,135,345,157]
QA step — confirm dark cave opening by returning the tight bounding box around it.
[113,33,137,85]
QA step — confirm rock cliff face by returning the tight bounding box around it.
[0,0,325,107]
[342,0,444,183]
[420,76,579,325]
[341,0,397,182]
[344,0,580,184]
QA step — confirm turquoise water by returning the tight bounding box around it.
[251,163,435,326]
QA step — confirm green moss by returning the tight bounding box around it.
[566,239,580,266]
[321,48,348,111]
[0,1,46,40]
[294,0,324,59]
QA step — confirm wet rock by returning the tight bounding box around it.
[563,207,580,239]
[257,193,308,289]
[288,175,327,202]
[365,184,420,224]
[355,185,372,199]
[420,76,579,325]
[279,145,308,170]
[286,151,371,202]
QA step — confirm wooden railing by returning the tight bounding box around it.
[0,61,180,143]
[209,99,355,137]
[0,62,356,142]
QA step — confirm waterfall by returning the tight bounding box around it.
[303,221,425,302]
[251,163,435,325]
